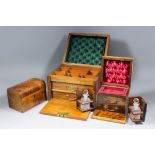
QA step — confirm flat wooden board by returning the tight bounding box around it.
[92,110,126,124]
[40,99,90,121]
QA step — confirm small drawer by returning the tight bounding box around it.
[106,105,125,113]
[97,94,126,106]
[96,103,125,113]
[52,82,78,92]
[52,91,76,101]
[52,82,95,98]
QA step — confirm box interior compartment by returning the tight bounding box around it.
[128,96,147,122]
[65,35,108,66]
[128,96,146,109]
[98,86,129,96]
[103,59,131,86]
[52,65,100,79]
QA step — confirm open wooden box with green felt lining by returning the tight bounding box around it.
[63,33,109,66]
[40,33,110,120]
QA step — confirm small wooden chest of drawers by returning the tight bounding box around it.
[41,33,110,120]
[47,33,110,104]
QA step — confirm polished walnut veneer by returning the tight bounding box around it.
[7,78,46,112]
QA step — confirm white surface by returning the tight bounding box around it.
[0,99,153,129]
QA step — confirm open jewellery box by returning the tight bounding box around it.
[92,56,133,123]
[40,33,110,120]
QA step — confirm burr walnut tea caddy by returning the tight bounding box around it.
[7,78,46,112]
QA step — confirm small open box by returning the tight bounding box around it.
[47,33,110,101]
[40,33,110,120]
[100,56,133,96]
[92,56,133,123]
[128,96,147,123]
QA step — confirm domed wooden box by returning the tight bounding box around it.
[7,78,46,112]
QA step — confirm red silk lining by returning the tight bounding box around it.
[98,86,128,96]
[103,60,130,86]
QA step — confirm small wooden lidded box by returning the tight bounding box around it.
[41,33,110,120]
[47,33,110,102]
[128,96,147,123]
[7,78,46,112]
[92,56,133,123]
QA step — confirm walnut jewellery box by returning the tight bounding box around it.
[40,33,110,120]
[92,56,133,123]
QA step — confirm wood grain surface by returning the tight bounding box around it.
[7,78,46,112]
[48,65,102,102]
[40,98,90,121]
[92,109,126,124]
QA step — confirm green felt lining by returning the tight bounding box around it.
[65,36,107,66]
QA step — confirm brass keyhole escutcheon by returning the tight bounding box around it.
[66,84,77,92]
[103,104,108,110]
[57,112,69,118]
[114,106,119,110]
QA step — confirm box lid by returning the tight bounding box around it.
[102,56,133,88]
[7,78,45,98]
[62,33,110,67]
[40,98,90,121]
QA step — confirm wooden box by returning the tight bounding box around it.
[47,33,110,101]
[7,78,46,112]
[41,33,110,120]
[92,56,133,123]
[128,96,147,123]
